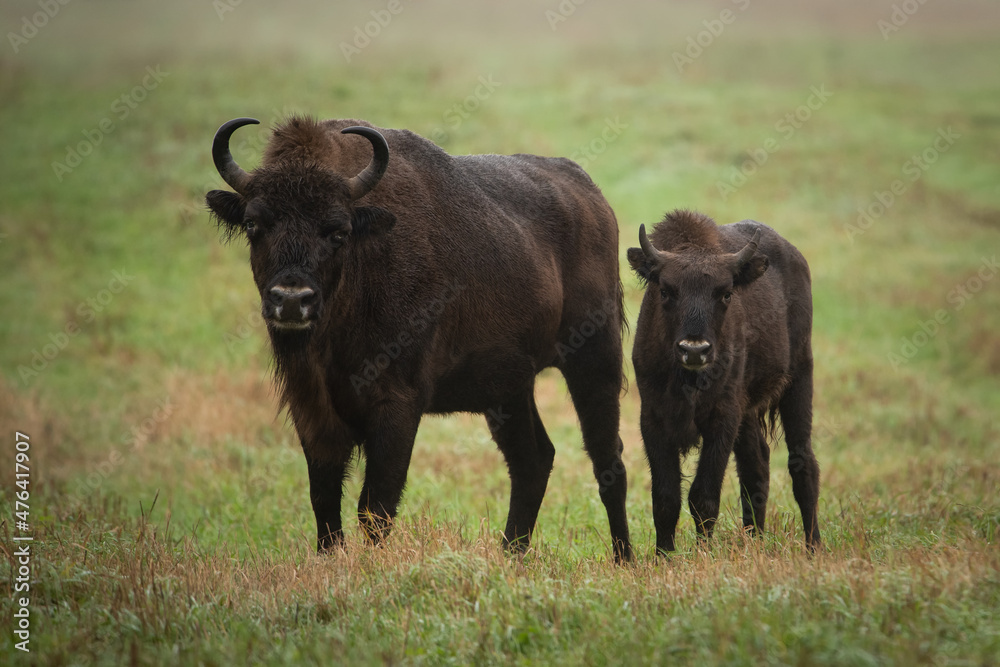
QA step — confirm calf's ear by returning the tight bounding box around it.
[734,255,769,287]
[206,190,246,242]
[351,206,396,236]
[627,247,656,284]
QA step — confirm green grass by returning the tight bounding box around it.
[1,1,999,664]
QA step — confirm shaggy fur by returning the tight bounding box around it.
[207,116,632,561]
[628,209,821,555]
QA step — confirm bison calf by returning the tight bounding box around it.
[628,210,820,555]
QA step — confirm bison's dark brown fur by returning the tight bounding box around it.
[627,209,820,555]
[206,116,632,561]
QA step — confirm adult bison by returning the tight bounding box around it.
[627,209,820,555]
[205,116,632,561]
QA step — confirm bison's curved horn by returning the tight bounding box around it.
[733,229,762,267]
[341,126,390,201]
[212,117,260,194]
[639,224,663,260]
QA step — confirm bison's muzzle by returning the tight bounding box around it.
[263,278,320,330]
[677,339,712,370]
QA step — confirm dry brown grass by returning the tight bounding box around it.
[161,366,278,447]
[15,486,997,664]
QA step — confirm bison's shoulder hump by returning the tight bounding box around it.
[721,220,810,274]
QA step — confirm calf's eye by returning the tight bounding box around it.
[659,288,669,300]
[722,291,732,304]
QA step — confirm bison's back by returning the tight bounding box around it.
[320,122,621,410]
[453,152,622,327]
[720,221,813,380]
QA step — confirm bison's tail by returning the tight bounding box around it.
[617,274,629,338]
[759,405,782,446]
[617,273,630,395]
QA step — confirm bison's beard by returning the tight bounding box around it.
[268,322,313,347]
[267,326,315,410]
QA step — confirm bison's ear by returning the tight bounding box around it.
[627,247,656,284]
[351,206,396,237]
[206,190,246,243]
[734,254,769,287]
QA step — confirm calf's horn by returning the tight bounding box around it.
[733,229,762,267]
[639,224,663,259]
[341,126,390,201]
[212,117,259,194]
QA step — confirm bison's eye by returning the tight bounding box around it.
[659,287,669,300]
[322,227,347,247]
[244,219,256,236]
[721,291,733,305]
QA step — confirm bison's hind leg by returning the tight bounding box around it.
[559,333,633,563]
[778,361,821,550]
[489,387,555,554]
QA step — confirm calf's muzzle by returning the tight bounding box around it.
[677,339,712,369]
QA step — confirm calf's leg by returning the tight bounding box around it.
[688,415,740,540]
[733,417,770,536]
[640,403,683,555]
[778,362,821,549]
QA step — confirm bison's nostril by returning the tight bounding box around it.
[268,285,316,321]
[270,285,314,301]
[678,340,711,356]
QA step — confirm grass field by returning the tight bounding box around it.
[1,0,999,664]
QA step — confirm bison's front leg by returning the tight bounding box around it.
[358,404,421,544]
[641,403,684,556]
[305,454,348,552]
[733,417,770,536]
[688,413,741,541]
